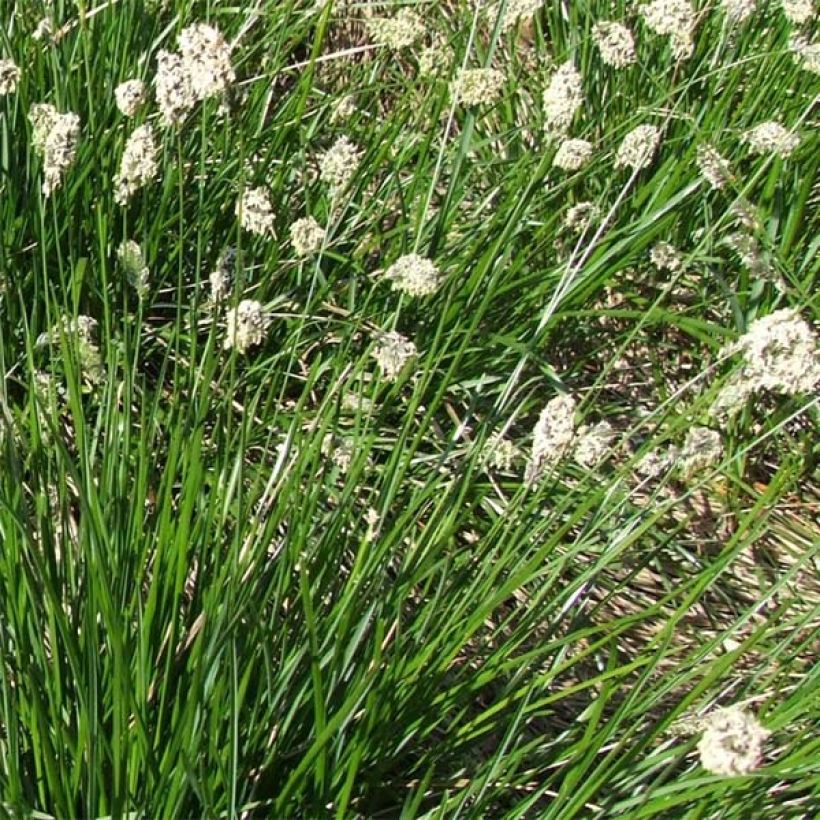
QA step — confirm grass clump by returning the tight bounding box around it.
[0,1,818,816]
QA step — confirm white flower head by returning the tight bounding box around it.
[210,247,236,303]
[650,241,683,271]
[573,420,615,468]
[29,104,81,197]
[178,23,235,102]
[543,61,584,136]
[365,8,425,50]
[114,79,146,116]
[553,138,594,171]
[592,22,637,68]
[155,49,196,126]
[696,144,733,190]
[114,124,159,205]
[481,431,519,471]
[383,254,441,297]
[564,201,600,233]
[742,122,800,158]
[525,394,576,485]
[640,0,695,38]
[224,299,269,353]
[615,124,661,170]
[780,0,815,24]
[237,187,274,236]
[290,216,326,257]
[451,68,505,107]
[319,136,362,195]
[697,706,770,776]
[371,331,417,381]
[0,59,21,95]
[721,0,758,24]
[789,35,820,74]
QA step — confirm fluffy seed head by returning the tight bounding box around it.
[525,394,576,485]
[564,201,600,232]
[640,0,695,38]
[481,431,519,471]
[721,0,758,23]
[697,706,770,776]
[224,299,269,353]
[615,124,661,170]
[319,136,362,194]
[573,421,615,468]
[451,68,505,107]
[552,138,594,171]
[781,0,814,24]
[210,248,236,303]
[155,49,196,126]
[365,8,425,49]
[495,0,545,32]
[0,59,20,95]
[178,23,235,102]
[371,331,417,381]
[789,35,820,74]
[696,144,733,189]
[650,241,683,271]
[114,124,159,205]
[290,216,326,257]
[543,61,585,136]
[383,254,441,297]
[742,122,800,158]
[678,427,723,479]
[114,79,146,116]
[237,187,274,236]
[592,22,637,68]
[29,104,81,197]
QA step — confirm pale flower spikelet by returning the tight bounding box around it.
[553,138,594,171]
[543,61,584,136]
[451,68,505,107]
[155,49,196,126]
[319,136,362,195]
[789,35,820,74]
[114,124,159,205]
[696,144,733,189]
[721,0,758,23]
[697,706,770,776]
[564,201,600,233]
[525,394,576,485]
[494,0,544,32]
[678,426,723,479]
[573,421,615,468]
[383,254,441,297]
[481,431,519,471]
[117,239,149,299]
[178,23,235,102]
[114,79,146,116]
[742,122,800,158]
[224,299,269,353]
[237,187,274,236]
[210,248,236,303]
[0,59,20,95]
[640,0,695,38]
[365,8,425,50]
[371,331,417,381]
[290,216,326,257]
[615,124,661,170]
[780,0,814,24]
[29,104,81,197]
[592,22,637,68]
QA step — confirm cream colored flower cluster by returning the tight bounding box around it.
[371,331,417,381]
[615,124,661,170]
[290,217,326,257]
[742,121,800,158]
[697,706,770,776]
[382,254,441,297]
[451,68,505,107]
[640,0,696,59]
[224,299,270,354]
[237,187,275,236]
[592,22,637,68]
[543,61,584,137]
[114,79,146,117]
[0,59,20,95]
[696,144,733,190]
[319,136,362,195]
[117,239,150,299]
[29,103,81,197]
[114,124,159,205]
[525,394,576,484]
[721,0,758,23]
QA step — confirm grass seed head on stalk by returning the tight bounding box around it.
[650,241,683,271]
[615,124,661,170]
[780,0,815,24]
[564,201,600,232]
[678,426,723,479]
[525,393,577,485]
[117,239,150,299]
[319,136,362,195]
[553,138,594,171]
[290,216,326,257]
[29,104,81,197]
[209,247,236,303]
[543,61,585,137]
[789,35,820,73]
[237,187,275,236]
[721,0,758,23]
[365,8,425,49]
[178,23,235,102]
[742,121,800,158]
[224,299,270,353]
[382,254,441,297]
[155,49,196,126]
[696,143,733,189]
[371,331,417,381]
[573,420,615,468]
[481,431,519,471]
[114,124,159,205]
[0,59,20,95]
[451,67,505,107]
[114,79,146,116]
[697,706,770,776]
[592,22,637,68]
